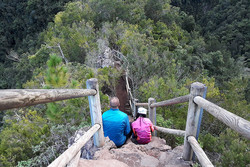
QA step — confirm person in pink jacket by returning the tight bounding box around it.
[131,107,154,144]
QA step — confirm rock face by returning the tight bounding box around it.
[78,136,191,167]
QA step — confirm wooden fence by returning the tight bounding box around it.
[134,82,250,167]
[1,79,249,167]
[0,78,104,167]
[48,124,100,167]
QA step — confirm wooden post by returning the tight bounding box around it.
[148,98,157,136]
[183,82,205,161]
[133,98,139,119]
[86,78,104,147]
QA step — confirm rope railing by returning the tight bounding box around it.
[48,124,101,167]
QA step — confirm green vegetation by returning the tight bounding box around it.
[0,110,49,166]
[0,0,72,89]
[0,0,249,166]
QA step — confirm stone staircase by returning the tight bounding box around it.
[78,137,191,167]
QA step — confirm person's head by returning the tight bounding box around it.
[110,97,120,109]
[137,107,147,118]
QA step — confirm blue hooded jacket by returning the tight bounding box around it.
[102,108,131,147]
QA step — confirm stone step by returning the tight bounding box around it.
[78,137,191,167]
[78,159,129,167]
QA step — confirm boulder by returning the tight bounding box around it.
[111,142,160,167]
[93,137,116,160]
[158,146,190,167]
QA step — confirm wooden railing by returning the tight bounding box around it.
[150,94,190,108]
[1,78,249,167]
[0,78,105,167]
[133,82,250,167]
[48,124,100,167]
[125,70,138,118]
[0,89,96,111]
[194,96,250,139]
[134,95,191,137]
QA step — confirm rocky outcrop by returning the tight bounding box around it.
[78,136,191,167]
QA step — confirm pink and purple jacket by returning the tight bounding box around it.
[131,117,154,144]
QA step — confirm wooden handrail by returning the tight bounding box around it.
[0,78,105,166]
[135,103,148,107]
[188,136,214,167]
[0,89,96,111]
[48,124,100,167]
[150,95,190,108]
[194,96,250,139]
[154,126,185,136]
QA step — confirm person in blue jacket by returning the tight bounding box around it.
[102,97,131,147]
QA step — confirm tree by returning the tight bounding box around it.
[0,0,71,58]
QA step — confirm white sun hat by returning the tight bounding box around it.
[138,107,147,115]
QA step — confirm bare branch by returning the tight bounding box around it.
[6,50,20,62]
